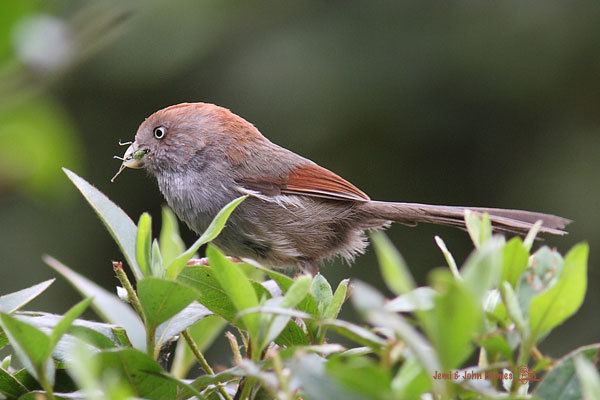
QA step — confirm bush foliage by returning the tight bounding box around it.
[0,169,597,400]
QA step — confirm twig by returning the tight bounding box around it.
[182,330,233,400]
[225,331,243,365]
[113,261,144,317]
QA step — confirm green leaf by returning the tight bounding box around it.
[499,282,527,335]
[292,354,370,400]
[311,274,332,316]
[44,256,146,351]
[424,270,481,370]
[178,266,238,322]
[94,348,178,400]
[0,279,55,313]
[324,279,349,319]
[385,287,436,312]
[0,330,7,351]
[63,169,142,280]
[529,243,588,339]
[479,333,513,363]
[283,275,312,308]
[325,355,392,400]
[502,237,529,288]
[575,356,600,400]
[151,239,164,277]
[465,210,492,248]
[159,207,186,266]
[48,298,93,353]
[207,245,260,338]
[0,366,28,398]
[184,365,247,397]
[275,320,310,347]
[14,311,128,349]
[524,220,543,251]
[136,213,153,277]
[392,358,431,400]
[137,278,199,328]
[171,315,226,379]
[66,337,134,400]
[461,237,503,301]
[434,236,461,280]
[371,231,415,295]
[321,320,385,350]
[534,344,600,400]
[155,302,212,348]
[0,313,52,382]
[165,196,247,279]
[350,282,446,396]
[259,276,312,347]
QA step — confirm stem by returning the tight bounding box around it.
[37,368,56,400]
[113,261,144,317]
[113,261,158,358]
[146,325,156,359]
[182,330,233,400]
[511,337,534,394]
[225,331,243,365]
[272,352,292,400]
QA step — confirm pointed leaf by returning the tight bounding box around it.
[534,344,600,400]
[159,207,185,266]
[385,287,436,313]
[321,320,385,349]
[0,313,52,381]
[0,279,55,313]
[15,311,128,348]
[311,274,332,316]
[324,279,349,319]
[502,237,529,288]
[136,213,152,276]
[165,196,247,279]
[137,278,199,328]
[371,231,414,295]
[0,366,28,398]
[425,270,481,370]
[461,237,503,301]
[292,354,370,400]
[177,266,238,321]
[207,245,259,337]
[151,239,164,277]
[529,243,588,339]
[94,348,178,400]
[155,302,212,347]
[465,210,492,248]
[44,256,146,351]
[63,169,142,280]
[49,298,93,352]
[575,356,600,400]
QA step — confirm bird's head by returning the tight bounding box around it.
[111,102,262,181]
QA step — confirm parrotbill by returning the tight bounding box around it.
[112,102,570,274]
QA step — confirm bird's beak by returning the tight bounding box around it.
[111,142,149,182]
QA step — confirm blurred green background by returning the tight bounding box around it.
[1,0,598,363]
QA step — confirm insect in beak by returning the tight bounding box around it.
[111,142,149,182]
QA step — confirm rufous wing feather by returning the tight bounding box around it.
[282,163,370,202]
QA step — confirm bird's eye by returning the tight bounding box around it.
[153,126,167,139]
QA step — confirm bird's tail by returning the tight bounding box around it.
[361,201,571,236]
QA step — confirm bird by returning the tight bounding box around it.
[112,102,570,274]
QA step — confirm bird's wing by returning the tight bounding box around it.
[238,163,370,202]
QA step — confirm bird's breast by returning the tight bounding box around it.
[155,169,238,234]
